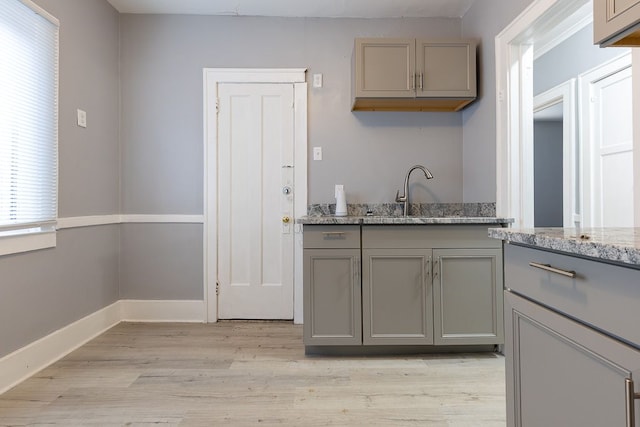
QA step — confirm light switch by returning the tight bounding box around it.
[77,109,87,128]
[313,74,323,88]
[313,146,322,161]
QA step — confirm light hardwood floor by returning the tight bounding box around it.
[0,322,506,426]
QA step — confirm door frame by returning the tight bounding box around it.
[495,0,591,227]
[203,68,308,323]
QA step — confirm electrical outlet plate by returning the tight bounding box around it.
[77,109,87,128]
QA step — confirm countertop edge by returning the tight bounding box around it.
[297,216,514,225]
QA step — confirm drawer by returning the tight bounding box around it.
[362,225,501,249]
[303,225,360,249]
[504,242,640,348]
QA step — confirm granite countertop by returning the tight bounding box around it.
[298,215,514,225]
[488,227,640,267]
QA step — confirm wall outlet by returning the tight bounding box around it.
[77,109,87,128]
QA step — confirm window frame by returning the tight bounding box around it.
[0,0,59,256]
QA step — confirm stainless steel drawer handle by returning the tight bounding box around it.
[626,378,640,427]
[322,232,345,236]
[529,262,576,278]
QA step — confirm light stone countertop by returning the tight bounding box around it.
[297,215,514,225]
[488,227,640,267]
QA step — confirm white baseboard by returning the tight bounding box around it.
[120,300,206,322]
[0,299,206,395]
[0,301,121,395]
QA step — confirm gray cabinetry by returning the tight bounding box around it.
[594,0,640,46]
[353,38,477,112]
[362,249,433,345]
[303,226,361,345]
[362,225,503,346]
[433,248,503,345]
[503,242,640,426]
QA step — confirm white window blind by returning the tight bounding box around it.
[0,0,59,243]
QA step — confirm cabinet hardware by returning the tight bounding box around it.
[529,262,576,278]
[419,73,424,90]
[626,378,639,427]
[322,231,345,236]
[434,257,440,280]
[425,256,432,280]
[410,73,416,90]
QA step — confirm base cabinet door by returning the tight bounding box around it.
[303,249,361,345]
[362,249,433,345]
[433,248,503,345]
[505,291,640,427]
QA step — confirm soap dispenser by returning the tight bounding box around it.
[335,185,347,217]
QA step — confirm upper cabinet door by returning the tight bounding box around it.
[416,40,477,98]
[594,0,640,46]
[354,38,415,98]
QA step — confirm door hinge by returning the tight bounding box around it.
[216,282,220,295]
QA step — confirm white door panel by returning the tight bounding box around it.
[581,54,634,228]
[218,83,294,319]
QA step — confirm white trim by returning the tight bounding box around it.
[0,299,207,394]
[495,0,589,227]
[533,3,592,60]
[533,79,578,227]
[57,214,120,229]
[0,301,121,395]
[56,214,204,230]
[203,68,308,324]
[19,0,60,26]
[120,300,206,322]
[0,231,56,257]
[120,214,204,224]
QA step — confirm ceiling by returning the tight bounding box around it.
[106,0,477,18]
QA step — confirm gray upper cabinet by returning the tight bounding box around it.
[433,248,503,345]
[594,0,640,46]
[352,38,477,112]
[303,226,361,346]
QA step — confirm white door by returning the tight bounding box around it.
[217,83,295,319]
[581,54,634,227]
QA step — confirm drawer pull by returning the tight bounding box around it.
[529,262,576,278]
[322,231,347,239]
[625,378,639,427]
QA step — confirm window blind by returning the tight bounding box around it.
[0,0,59,235]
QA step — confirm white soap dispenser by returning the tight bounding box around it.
[335,184,347,217]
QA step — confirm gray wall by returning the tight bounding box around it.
[116,15,468,300]
[534,121,564,227]
[534,24,625,96]
[118,15,465,208]
[461,0,536,202]
[0,0,120,358]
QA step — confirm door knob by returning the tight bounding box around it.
[282,186,292,195]
[282,216,291,223]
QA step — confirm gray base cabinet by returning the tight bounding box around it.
[503,242,640,426]
[303,226,361,345]
[362,249,433,345]
[303,224,505,349]
[505,291,640,426]
[433,248,503,345]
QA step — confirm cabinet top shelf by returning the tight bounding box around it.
[489,227,640,268]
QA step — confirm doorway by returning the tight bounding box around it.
[496,0,637,228]
[203,69,307,323]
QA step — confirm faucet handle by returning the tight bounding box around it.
[395,190,406,203]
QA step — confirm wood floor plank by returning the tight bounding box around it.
[0,321,506,426]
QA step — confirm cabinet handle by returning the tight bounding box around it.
[322,231,345,237]
[419,73,424,90]
[626,378,640,427]
[354,257,360,283]
[425,256,432,280]
[433,257,440,280]
[410,73,416,90]
[529,262,576,278]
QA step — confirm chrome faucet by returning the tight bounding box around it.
[395,165,434,216]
